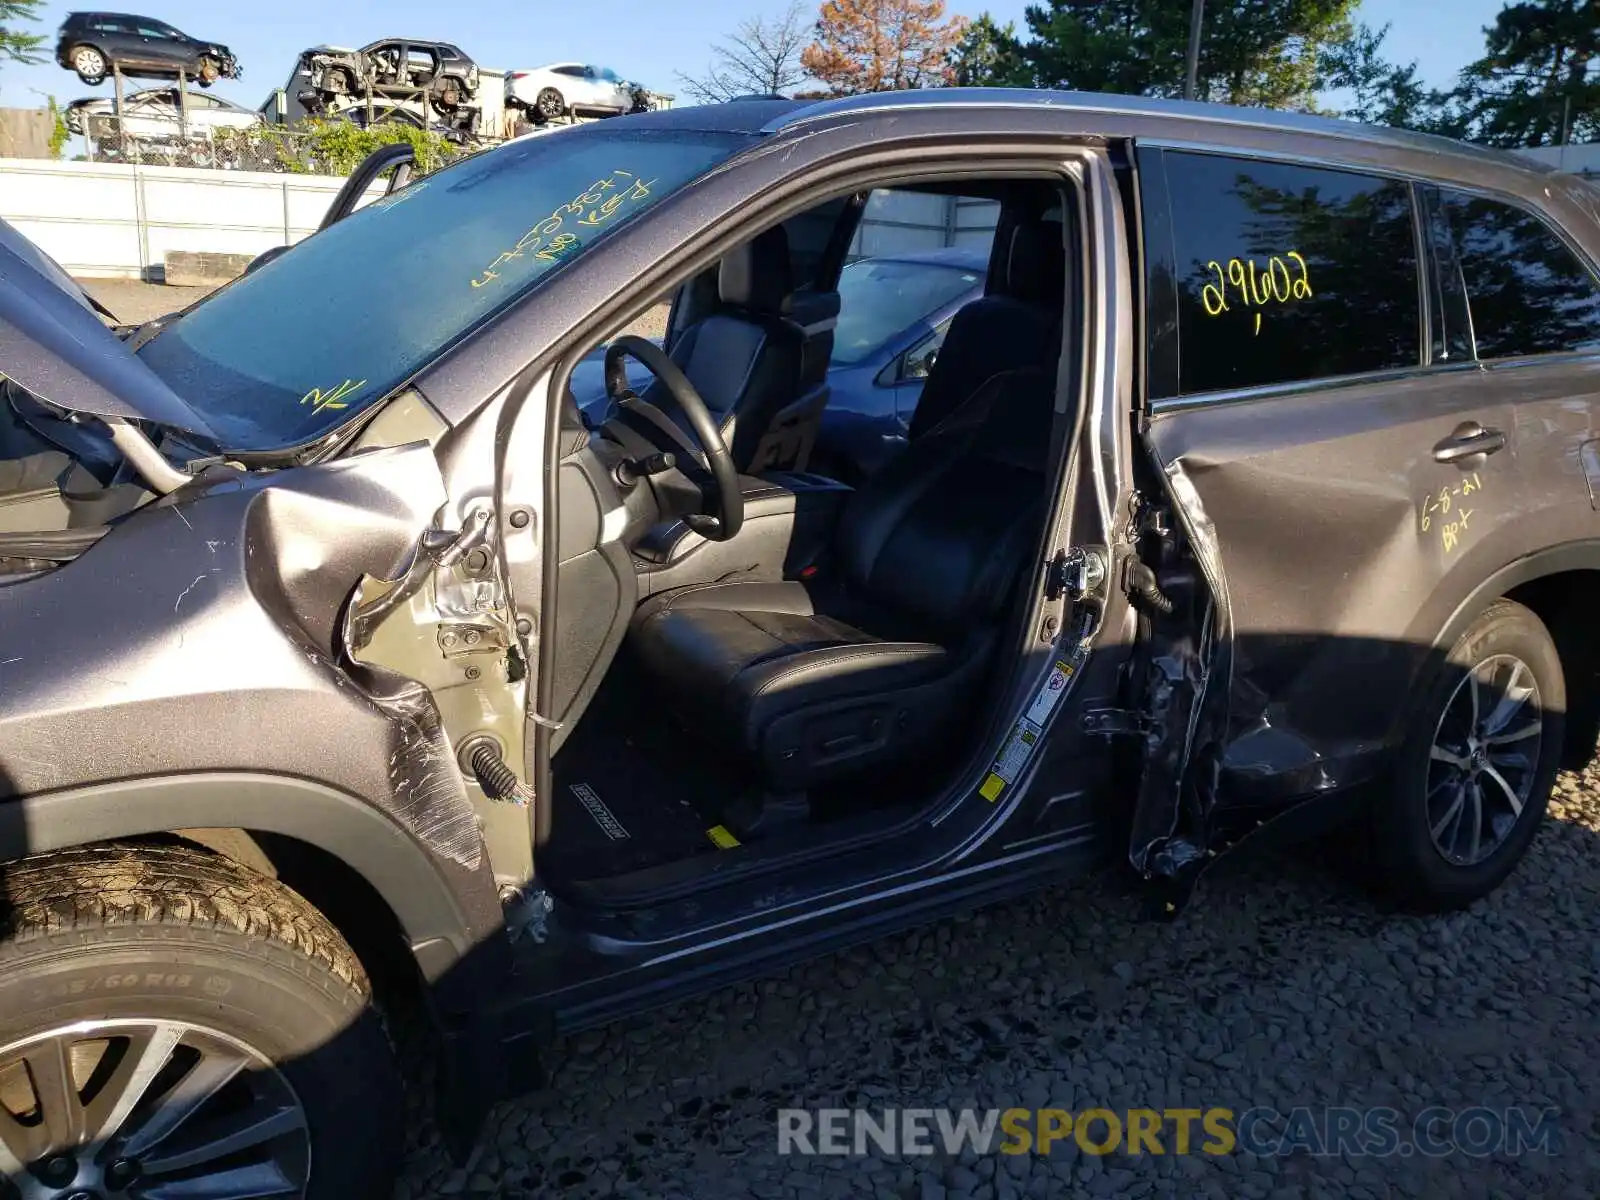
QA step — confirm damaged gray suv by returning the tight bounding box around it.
[4,90,1600,1195]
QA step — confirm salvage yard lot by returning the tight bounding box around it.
[395,763,1600,1198]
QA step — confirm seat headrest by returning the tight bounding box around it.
[1003,220,1065,308]
[718,225,794,315]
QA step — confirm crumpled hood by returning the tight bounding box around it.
[0,217,217,440]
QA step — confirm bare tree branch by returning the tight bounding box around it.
[678,1,811,103]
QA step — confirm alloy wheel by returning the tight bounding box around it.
[537,89,564,120]
[1426,653,1543,866]
[72,48,104,78]
[0,1018,308,1199]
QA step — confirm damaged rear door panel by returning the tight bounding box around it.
[1125,146,1528,874]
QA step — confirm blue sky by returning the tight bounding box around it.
[0,0,1510,110]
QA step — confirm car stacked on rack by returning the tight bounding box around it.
[504,62,651,124]
[55,12,671,157]
[55,11,239,86]
[294,39,484,136]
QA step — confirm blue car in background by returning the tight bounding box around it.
[815,245,985,480]
[569,245,985,482]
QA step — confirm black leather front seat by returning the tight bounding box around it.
[631,362,1058,793]
[908,217,1066,441]
[648,225,824,473]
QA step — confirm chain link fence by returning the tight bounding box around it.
[78,117,495,175]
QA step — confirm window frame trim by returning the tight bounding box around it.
[1423,180,1600,367]
[1142,141,1428,404]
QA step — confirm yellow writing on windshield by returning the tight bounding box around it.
[470,169,657,289]
[301,378,366,416]
[1201,251,1313,334]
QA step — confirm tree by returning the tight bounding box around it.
[1321,22,1457,132]
[1455,0,1600,147]
[1,0,46,68]
[802,0,968,95]
[679,2,812,102]
[1015,0,1360,111]
[947,13,1026,87]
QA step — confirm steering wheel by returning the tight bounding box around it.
[605,335,744,541]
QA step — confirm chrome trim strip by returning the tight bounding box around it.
[1149,360,1486,415]
[758,91,1528,176]
[1482,349,1600,374]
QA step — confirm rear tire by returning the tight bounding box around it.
[0,843,401,1198]
[71,45,107,86]
[1370,599,1563,911]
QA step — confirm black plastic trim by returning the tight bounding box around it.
[0,773,476,968]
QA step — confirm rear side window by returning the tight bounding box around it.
[1431,189,1600,360]
[1159,152,1420,395]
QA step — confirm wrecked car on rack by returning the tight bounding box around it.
[295,37,482,131]
[3,90,1599,1195]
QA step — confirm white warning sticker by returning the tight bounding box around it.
[1026,659,1075,726]
[979,654,1084,802]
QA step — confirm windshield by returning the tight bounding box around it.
[830,258,982,366]
[137,127,749,451]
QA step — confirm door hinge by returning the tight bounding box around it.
[1081,705,1157,738]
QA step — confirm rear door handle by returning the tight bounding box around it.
[1433,421,1506,466]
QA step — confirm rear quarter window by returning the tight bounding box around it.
[1431,189,1600,360]
[1155,151,1421,396]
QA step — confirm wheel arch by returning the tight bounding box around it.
[0,772,476,982]
[1432,540,1600,769]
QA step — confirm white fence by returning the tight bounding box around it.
[851,190,1000,259]
[0,158,356,279]
[0,157,1012,283]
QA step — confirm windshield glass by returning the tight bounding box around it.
[830,258,982,366]
[138,127,749,451]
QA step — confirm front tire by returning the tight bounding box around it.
[1372,599,1563,911]
[196,55,220,86]
[0,843,401,1198]
[535,87,565,123]
[71,45,107,86]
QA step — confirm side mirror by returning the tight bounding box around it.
[901,341,940,381]
[245,244,290,274]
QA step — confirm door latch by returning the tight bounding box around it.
[1045,546,1108,603]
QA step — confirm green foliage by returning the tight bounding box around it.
[1456,0,1600,147]
[1014,0,1361,111]
[947,14,1027,87]
[0,0,45,68]
[1320,22,1457,133]
[45,95,69,159]
[174,119,461,176]
[294,118,458,176]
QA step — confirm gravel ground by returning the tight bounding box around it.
[71,274,1597,1199]
[78,278,215,324]
[394,761,1600,1199]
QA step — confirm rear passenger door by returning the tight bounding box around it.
[93,17,144,70]
[1418,184,1600,580]
[1131,148,1521,857]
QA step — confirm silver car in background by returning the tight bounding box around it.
[63,86,263,140]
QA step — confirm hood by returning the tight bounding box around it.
[0,218,217,439]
